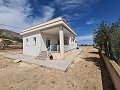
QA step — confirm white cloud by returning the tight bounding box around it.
[62,13,83,22]
[0,0,55,32]
[30,6,55,26]
[40,6,55,22]
[76,35,93,41]
[56,0,84,11]
[87,19,97,24]
[55,0,99,11]
[54,0,99,23]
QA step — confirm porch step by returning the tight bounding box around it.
[36,57,47,60]
[37,55,47,58]
[36,51,47,60]
[39,53,47,55]
[39,51,47,55]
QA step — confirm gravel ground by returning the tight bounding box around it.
[0,47,115,90]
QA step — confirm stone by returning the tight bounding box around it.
[13,59,21,63]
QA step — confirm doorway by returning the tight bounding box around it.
[46,39,50,48]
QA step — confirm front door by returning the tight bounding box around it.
[46,39,50,48]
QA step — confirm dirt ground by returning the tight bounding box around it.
[0,46,115,90]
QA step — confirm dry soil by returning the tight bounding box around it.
[0,47,115,90]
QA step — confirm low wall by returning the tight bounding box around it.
[51,53,61,60]
[51,49,75,60]
[100,50,120,90]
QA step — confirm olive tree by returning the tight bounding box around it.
[1,39,13,50]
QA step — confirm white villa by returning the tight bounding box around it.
[20,17,78,60]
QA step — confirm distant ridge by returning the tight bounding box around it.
[0,29,22,39]
[0,29,22,43]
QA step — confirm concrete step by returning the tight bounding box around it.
[36,56,46,59]
[40,52,47,53]
[39,54,47,56]
[39,53,47,54]
[37,55,47,58]
[35,57,47,60]
[38,54,47,56]
[39,53,47,55]
[36,51,47,60]
[41,51,47,53]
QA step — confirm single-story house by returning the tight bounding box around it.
[20,17,78,60]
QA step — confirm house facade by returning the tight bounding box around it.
[20,17,77,60]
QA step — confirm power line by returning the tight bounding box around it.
[0,23,24,29]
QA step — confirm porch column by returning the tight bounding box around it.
[59,29,64,59]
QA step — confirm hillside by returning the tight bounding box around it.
[0,29,22,43]
[0,29,22,39]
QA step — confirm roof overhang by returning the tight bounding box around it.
[20,17,76,36]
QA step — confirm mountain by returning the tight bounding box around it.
[0,29,22,39]
[0,29,22,42]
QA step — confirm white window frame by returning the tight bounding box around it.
[26,38,29,46]
[33,37,36,46]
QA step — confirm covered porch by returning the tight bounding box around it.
[41,25,77,59]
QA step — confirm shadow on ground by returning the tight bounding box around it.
[89,51,99,54]
[83,51,115,90]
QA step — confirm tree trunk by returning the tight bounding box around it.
[108,40,113,59]
[99,43,102,50]
[104,41,108,56]
[3,44,6,50]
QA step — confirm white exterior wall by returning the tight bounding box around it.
[23,31,41,56]
[23,31,58,57]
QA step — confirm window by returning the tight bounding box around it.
[33,37,36,45]
[26,38,28,46]
[64,37,68,45]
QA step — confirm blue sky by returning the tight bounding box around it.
[0,0,120,45]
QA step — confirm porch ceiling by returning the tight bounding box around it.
[41,26,71,36]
